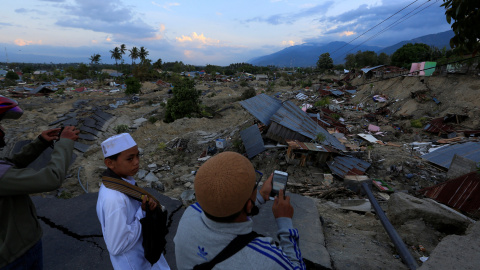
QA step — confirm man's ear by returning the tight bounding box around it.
[104,158,115,170]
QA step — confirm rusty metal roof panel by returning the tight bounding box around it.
[326,156,371,178]
[240,124,266,159]
[239,93,282,125]
[421,172,480,217]
[421,142,480,169]
[424,117,455,133]
[270,101,346,151]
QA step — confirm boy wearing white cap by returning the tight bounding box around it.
[96,133,170,270]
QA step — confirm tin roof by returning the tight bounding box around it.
[239,94,282,125]
[240,124,266,159]
[423,117,455,133]
[270,100,345,151]
[286,140,335,152]
[421,142,480,169]
[420,172,480,217]
[361,65,384,73]
[326,156,371,178]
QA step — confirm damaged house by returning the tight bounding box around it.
[239,93,346,161]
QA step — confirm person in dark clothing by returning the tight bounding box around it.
[0,95,79,269]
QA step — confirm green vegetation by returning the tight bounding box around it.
[344,51,390,69]
[316,52,334,71]
[164,78,201,123]
[315,97,331,107]
[114,124,130,134]
[240,87,256,100]
[410,117,428,128]
[6,71,19,81]
[240,81,248,87]
[391,43,432,68]
[148,116,158,124]
[442,0,480,54]
[315,133,326,143]
[125,77,141,95]
[158,142,167,150]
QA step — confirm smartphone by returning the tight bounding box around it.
[269,170,288,200]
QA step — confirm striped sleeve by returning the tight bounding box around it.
[246,218,306,270]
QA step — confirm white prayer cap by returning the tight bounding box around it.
[101,133,137,158]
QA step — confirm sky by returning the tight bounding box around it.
[0,0,452,66]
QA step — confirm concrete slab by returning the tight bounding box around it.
[63,118,79,126]
[419,222,480,270]
[79,126,100,136]
[83,118,97,129]
[78,133,97,141]
[32,189,184,270]
[252,193,332,269]
[74,142,90,153]
[95,110,114,121]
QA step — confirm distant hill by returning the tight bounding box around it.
[248,42,381,67]
[379,30,454,55]
[249,30,454,67]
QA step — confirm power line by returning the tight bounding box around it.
[332,0,443,64]
[352,55,480,87]
[331,0,420,56]
[335,0,439,62]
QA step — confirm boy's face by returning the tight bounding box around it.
[105,145,140,178]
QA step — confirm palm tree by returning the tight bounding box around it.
[120,44,127,56]
[110,47,121,66]
[89,53,101,65]
[139,46,149,64]
[129,47,139,65]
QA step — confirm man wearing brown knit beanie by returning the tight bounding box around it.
[174,151,305,269]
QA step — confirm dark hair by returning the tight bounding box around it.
[204,209,242,223]
[105,152,120,161]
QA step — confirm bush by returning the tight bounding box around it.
[148,116,158,124]
[164,78,201,123]
[240,81,248,87]
[410,117,428,128]
[114,124,129,134]
[240,87,256,100]
[125,77,141,95]
[315,97,331,107]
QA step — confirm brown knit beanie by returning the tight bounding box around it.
[195,151,256,217]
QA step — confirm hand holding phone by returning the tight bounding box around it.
[269,170,288,200]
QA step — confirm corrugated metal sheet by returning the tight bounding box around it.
[286,140,333,152]
[239,94,282,125]
[361,65,384,73]
[240,125,266,159]
[326,156,371,178]
[420,172,480,217]
[269,100,346,151]
[423,117,455,134]
[330,90,344,96]
[421,142,480,169]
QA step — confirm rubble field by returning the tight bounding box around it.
[3,72,479,269]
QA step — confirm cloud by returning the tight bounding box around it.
[0,22,13,27]
[53,0,159,41]
[282,40,295,46]
[305,1,451,46]
[245,1,334,25]
[183,50,194,58]
[340,31,355,37]
[175,32,220,48]
[39,0,65,2]
[91,40,98,44]
[14,39,43,46]
[152,1,180,10]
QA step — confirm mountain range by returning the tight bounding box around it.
[248,30,454,67]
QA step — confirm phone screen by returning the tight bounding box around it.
[270,171,288,199]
